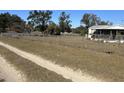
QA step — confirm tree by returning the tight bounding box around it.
[9,14,25,32]
[47,21,56,35]
[0,12,25,33]
[72,26,87,36]
[59,12,72,33]
[27,10,53,32]
[55,25,61,35]
[81,13,113,28]
[0,13,10,32]
[81,13,113,35]
[81,13,101,29]
[47,21,62,35]
[99,21,113,25]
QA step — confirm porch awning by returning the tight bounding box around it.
[89,25,124,30]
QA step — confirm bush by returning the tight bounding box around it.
[55,26,61,35]
[72,26,87,36]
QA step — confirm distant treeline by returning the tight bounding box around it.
[0,11,112,36]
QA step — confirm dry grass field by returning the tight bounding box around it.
[0,46,70,82]
[0,36,124,81]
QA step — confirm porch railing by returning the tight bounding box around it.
[91,34,124,40]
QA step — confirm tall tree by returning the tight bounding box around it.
[27,10,53,32]
[47,21,56,35]
[8,14,25,31]
[81,13,113,36]
[81,13,112,28]
[59,12,72,33]
[99,20,113,25]
[72,26,87,36]
[81,13,101,29]
[0,13,10,32]
[0,12,25,33]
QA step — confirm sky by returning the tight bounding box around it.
[0,10,124,28]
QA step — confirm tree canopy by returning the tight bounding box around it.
[0,12,25,33]
[0,11,113,36]
[81,13,113,29]
[27,10,53,32]
[59,12,72,33]
[72,26,87,36]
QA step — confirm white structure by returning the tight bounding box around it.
[88,25,124,43]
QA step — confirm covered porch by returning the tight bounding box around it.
[92,29,124,40]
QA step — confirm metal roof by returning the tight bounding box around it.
[89,25,124,30]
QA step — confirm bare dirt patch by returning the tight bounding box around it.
[0,55,25,82]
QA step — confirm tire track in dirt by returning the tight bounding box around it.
[0,55,26,82]
[0,41,103,82]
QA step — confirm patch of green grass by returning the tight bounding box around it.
[1,36,124,81]
[0,46,71,82]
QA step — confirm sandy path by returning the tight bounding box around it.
[0,55,26,82]
[0,41,103,82]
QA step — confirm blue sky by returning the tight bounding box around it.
[0,10,124,28]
